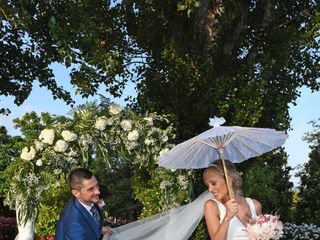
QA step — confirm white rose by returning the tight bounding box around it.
[120,119,132,131]
[109,104,122,115]
[35,159,43,167]
[39,128,55,145]
[20,146,36,161]
[95,117,108,131]
[128,130,139,141]
[54,139,69,152]
[61,130,78,142]
[143,117,153,126]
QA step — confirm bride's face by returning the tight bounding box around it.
[204,170,229,202]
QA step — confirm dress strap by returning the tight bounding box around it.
[212,199,226,223]
[245,198,257,218]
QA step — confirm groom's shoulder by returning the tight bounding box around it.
[61,197,78,215]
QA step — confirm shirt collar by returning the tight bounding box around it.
[77,199,94,215]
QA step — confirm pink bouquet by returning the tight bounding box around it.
[246,214,283,240]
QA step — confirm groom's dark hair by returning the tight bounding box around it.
[69,168,94,191]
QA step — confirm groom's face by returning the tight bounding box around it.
[72,176,100,205]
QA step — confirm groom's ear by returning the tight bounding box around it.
[71,189,80,198]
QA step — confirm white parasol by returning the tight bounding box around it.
[158,117,287,198]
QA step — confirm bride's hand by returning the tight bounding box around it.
[224,198,239,221]
[102,226,113,236]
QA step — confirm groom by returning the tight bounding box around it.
[55,168,112,240]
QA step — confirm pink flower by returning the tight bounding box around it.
[246,214,283,240]
[98,199,105,208]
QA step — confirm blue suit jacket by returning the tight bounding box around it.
[55,197,104,240]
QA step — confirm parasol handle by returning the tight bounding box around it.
[218,148,234,199]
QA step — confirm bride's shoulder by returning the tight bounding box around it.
[204,199,219,210]
[204,199,220,217]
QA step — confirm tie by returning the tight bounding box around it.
[90,204,100,227]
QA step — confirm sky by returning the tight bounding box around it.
[0,63,319,186]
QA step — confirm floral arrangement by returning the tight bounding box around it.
[3,101,190,235]
[246,214,283,240]
[280,222,320,239]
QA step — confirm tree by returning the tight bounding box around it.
[127,0,320,138]
[240,150,293,222]
[2,1,319,126]
[0,127,23,216]
[0,1,131,114]
[122,1,318,225]
[296,119,320,225]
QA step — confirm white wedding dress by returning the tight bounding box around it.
[212,198,257,240]
[103,191,213,240]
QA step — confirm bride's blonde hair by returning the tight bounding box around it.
[203,159,243,195]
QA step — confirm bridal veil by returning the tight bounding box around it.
[103,191,213,240]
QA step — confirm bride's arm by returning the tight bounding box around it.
[204,199,235,240]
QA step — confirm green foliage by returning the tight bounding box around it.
[189,220,208,240]
[296,146,320,225]
[2,1,318,125]
[1,0,127,113]
[130,0,320,140]
[93,154,142,222]
[0,127,18,193]
[295,119,320,225]
[0,127,24,216]
[132,168,191,218]
[35,179,70,237]
[240,151,293,222]
[241,159,278,209]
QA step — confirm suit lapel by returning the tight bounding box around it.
[74,198,101,238]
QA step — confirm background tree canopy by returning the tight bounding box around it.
[1,1,319,130]
[295,119,320,225]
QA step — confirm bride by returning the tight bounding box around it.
[103,159,262,240]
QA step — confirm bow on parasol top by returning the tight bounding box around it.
[158,117,288,198]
